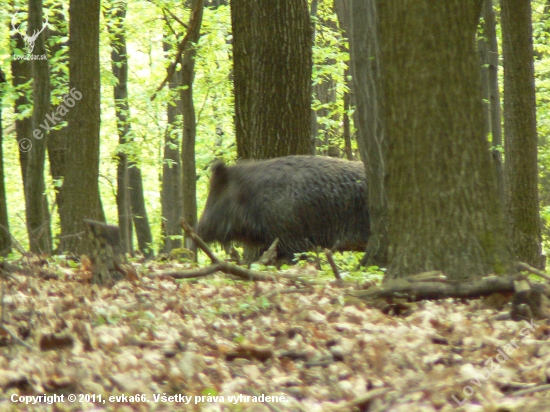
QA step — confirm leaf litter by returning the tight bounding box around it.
[0,259,549,411]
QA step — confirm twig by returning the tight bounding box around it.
[0,325,33,350]
[162,7,188,29]
[324,248,341,280]
[512,383,550,397]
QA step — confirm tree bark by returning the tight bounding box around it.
[59,0,105,254]
[347,0,389,267]
[26,0,52,254]
[160,36,183,254]
[231,0,312,159]
[379,0,513,281]
[181,0,204,256]
[0,69,11,256]
[501,0,542,268]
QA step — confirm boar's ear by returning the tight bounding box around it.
[210,160,229,188]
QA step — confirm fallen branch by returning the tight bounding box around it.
[178,219,272,281]
[517,262,550,282]
[350,275,549,302]
[159,264,221,279]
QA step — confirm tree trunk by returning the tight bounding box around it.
[333,0,354,162]
[347,0,389,267]
[310,0,319,154]
[342,65,353,161]
[107,0,133,255]
[160,37,183,254]
[10,6,31,192]
[46,2,68,222]
[128,165,153,258]
[26,0,52,254]
[231,0,312,159]
[181,0,204,256]
[501,0,542,268]
[379,0,513,281]
[59,0,105,254]
[107,0,153,258]
[0,69,11,256]
[483,0,505,205]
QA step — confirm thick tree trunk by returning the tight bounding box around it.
[181,0,204,256]
[379,0,512,281]
[0,69,11,256]
[160,38,183,254]
[347,0,389,267]
[231,0,312,159]
[501,0,542,268]
[59,0,105,254]
[26,0,52,254]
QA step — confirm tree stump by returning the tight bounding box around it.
[84,220,127,286]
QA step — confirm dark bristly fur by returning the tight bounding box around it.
[197,156,370,261]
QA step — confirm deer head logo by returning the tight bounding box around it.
[11,12,48,54]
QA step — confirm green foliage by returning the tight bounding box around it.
[533,3,550,250]
[311,0,353,153]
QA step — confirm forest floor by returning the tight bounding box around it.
[0,256,549,411]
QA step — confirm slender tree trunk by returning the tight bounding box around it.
[483,0,505,205]
[26,0,52,253]
[347,0,388,267]
[379,0,512,281]
[342,66,353,161]
[181,0,204,256]
[501,0,542,268]
[0,69,11,256]
[46,2,68,223]
[334,0,354,162]
[107,1,133,255]
[107,0,153,258]
[231,0,312,159]
[128,165,153,258]
[477,0,504,205]
[10,5,31,191]
[310,0,319,154]
[478,14,491,141]
[59,0,105,254]
[160,37,183,254]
